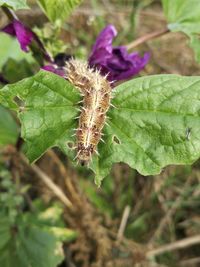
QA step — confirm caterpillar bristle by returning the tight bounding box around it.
[73,152,79,161]
[110,103,116,108]
[94,149,100,156]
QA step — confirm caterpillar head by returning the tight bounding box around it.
[77,143,94,166]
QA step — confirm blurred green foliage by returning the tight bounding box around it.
[0,166,77,267]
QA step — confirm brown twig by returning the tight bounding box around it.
[180,257,200,266]
[147,235,200,258]
[19,153,73,208]
[126,28,170,50]
[46,150,82,205]
[1,6,18,21]
[149,175,193,244]
[117,205,131,240]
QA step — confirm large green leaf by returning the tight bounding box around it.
[0,213,64,267]
[37,0,82,23]
[1,72,200,184]
[0,105,19,147]
[0,0,29,9]
[92,75,200,184]
[0,70,80,161]
[161,0,200,62]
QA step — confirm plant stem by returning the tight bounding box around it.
[20,153,73,208]
[147,234,200,258]
[2,6,18,21]
[126,28,170,50]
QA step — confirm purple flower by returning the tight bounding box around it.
[88,25,150,82]
[2,19,52,62]
[3,20,34,52]
[7,22,149,84]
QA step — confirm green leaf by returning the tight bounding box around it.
[91,75,200,185]
[0,33,34,70]
[2,73,200,184]
[161,0,200,62]
[2,58,36,83]
[0,0,29,10]
[0,70,80,161]
[0,213,64,267]
[162,0,200,34]
[0,105,19,147]
[37,0,82,23]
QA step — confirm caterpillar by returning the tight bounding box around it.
[64,59,112,166]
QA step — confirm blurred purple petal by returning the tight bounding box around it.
[89,24,117,66]
[42,65,65,77]
[89,25,150,82]
[2,19,52,62]
[2,20,34,52]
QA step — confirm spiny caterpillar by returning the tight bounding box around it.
[64,59,112,166]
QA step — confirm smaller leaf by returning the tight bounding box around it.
[162,0,200,34]
[161,0,200,63]
[2,58,36,83]
[0,0,29,10]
